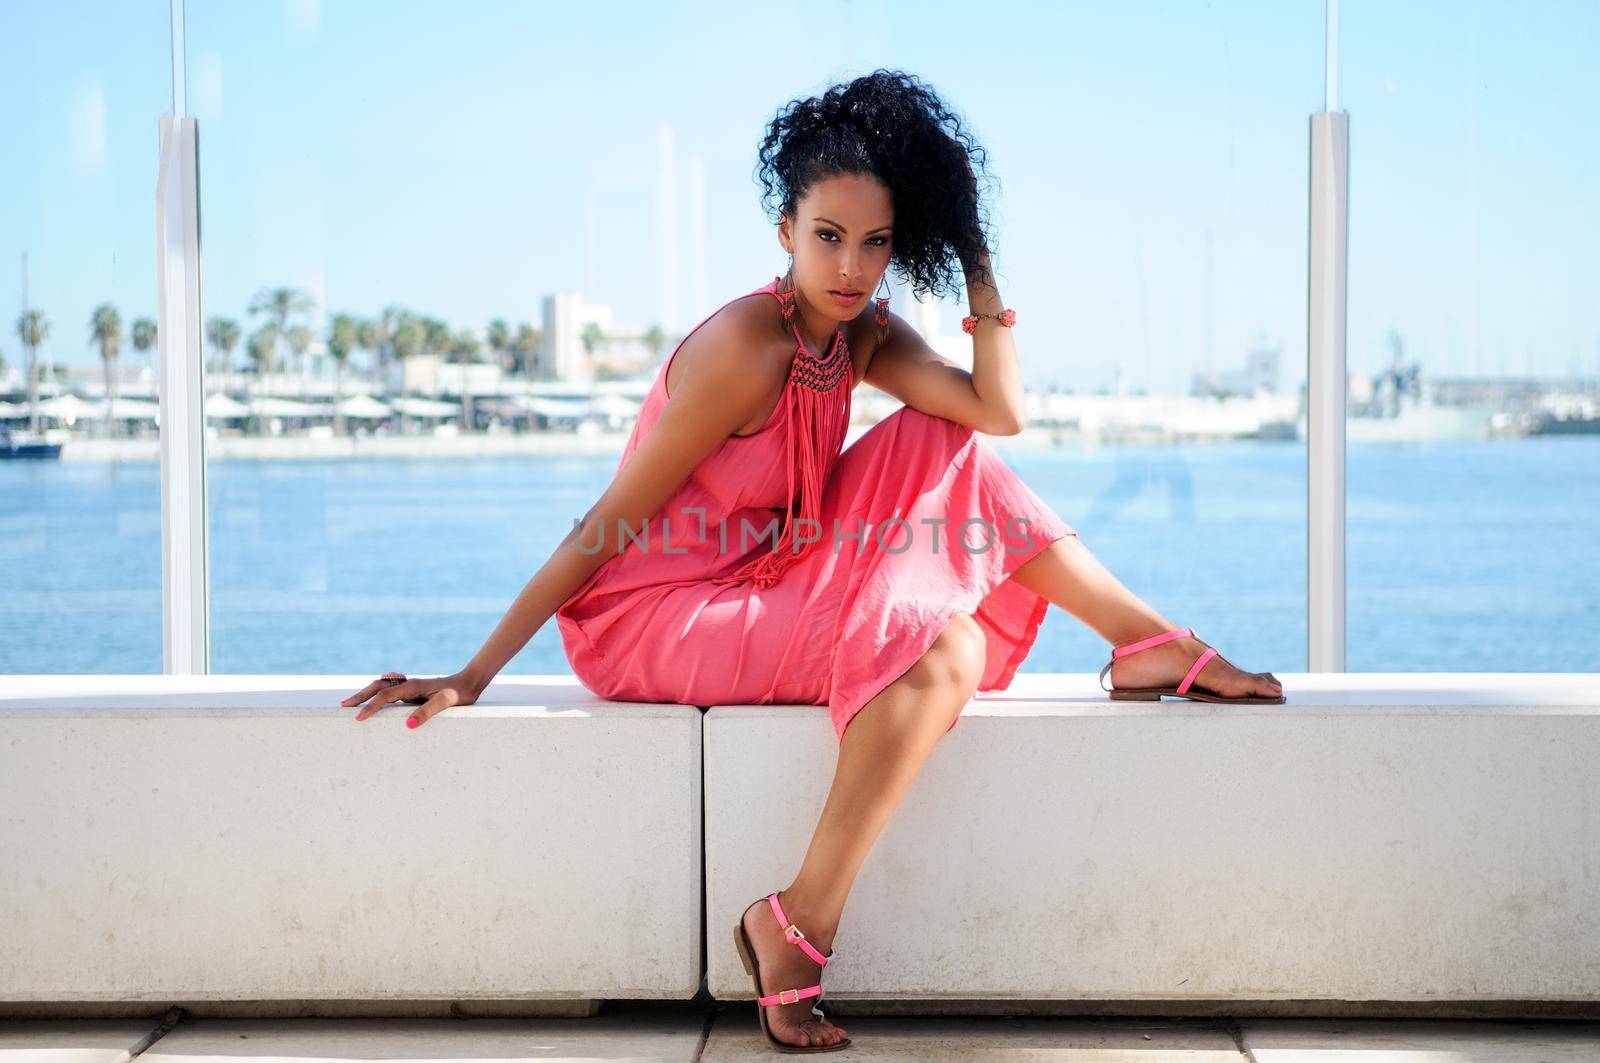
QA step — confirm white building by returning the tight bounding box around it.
[542,292,602,382]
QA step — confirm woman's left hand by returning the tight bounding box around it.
[341,670,480,728]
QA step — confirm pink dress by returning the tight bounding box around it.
[555,276,1079,742]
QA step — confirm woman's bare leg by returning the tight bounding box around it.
[1009,533,1282,698]
[740,610,988,1049]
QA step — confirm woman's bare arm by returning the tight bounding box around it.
[458,302,786,697]
[862,256,1024,435]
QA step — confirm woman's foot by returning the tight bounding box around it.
[741,891,850,1049]
[1109,632,1282,699]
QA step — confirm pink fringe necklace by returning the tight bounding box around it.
[711,277,852,589]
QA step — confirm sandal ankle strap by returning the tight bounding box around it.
[1100,627,1219,696]
[1111,626,1194,659]
[757,983,824,1008]
[766,891,830,966]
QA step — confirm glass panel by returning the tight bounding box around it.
[1345,1,1600,670]
[986,3,1318,679]
[188,2,1318,687]
[0,3,171,673]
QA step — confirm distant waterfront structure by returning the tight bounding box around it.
[6,253,1593,454]
[539,293,658,382]
[656,121,680,336]
[1192,338,1283,398]
[907,285,959,367]
[685,154,708,337]
[541,293,591,382]
[651,120,710,339]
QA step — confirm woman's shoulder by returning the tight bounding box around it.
[666,290,794,398]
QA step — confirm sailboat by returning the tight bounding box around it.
[0,425,64,459]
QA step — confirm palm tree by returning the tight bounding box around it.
[246,324,280,374]
[130,318,157,386]
[512,322,541,377]
[89,304,123,438]
[448,328,482,431]
[327,313,358,437]
[414,315,453,433]
[206,317,240,379]
[16,309,49,434]
[486,318,511,373]
[419,316,451,360]
[643,324,667,364]
[389,313,421,435]
[356,317,387,393]
[511,322,541,433]
[285,324,313,394]
[375,305,407,393]
[246,325,280,436]
[580,321,604,375]
[247,286,315,382]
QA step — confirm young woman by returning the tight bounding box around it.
[343,69,1284,1053]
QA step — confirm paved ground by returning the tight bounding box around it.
[3,1003,1598,1060]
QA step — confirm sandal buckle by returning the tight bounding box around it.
[784,923,805,943]
[779,988,801,1004]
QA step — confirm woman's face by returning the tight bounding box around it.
[778,172,894,329]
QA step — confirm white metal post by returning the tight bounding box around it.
[1308,0,1348,671]
[157,0,209,674]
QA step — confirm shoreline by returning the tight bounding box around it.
[40,424,1322,462]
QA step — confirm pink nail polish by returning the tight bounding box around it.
[406,717,419,729]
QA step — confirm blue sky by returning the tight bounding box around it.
[3,0,1595,391]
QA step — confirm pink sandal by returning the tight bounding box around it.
[1099,626,1284,704]
[732,891,852,1053]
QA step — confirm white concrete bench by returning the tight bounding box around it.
[5,673,1596,1011]
[0,676,702,1009]
[705,673,1600,1006]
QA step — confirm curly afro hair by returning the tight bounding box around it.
[754,69,997,301]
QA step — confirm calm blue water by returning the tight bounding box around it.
[3,437,1597,676]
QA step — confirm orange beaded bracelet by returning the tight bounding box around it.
[961,308,1017,334]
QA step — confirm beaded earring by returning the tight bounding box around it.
[775,252,798,330]
[873,275,891,346]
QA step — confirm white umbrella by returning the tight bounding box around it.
[588,393,642,419]
[335,394,395,419]
[529,396,593,419]
[526,382,599,398]
[249,396,327,418]
[489,394,590,419]
[104,397,161,421]
[8,379,69,399]
[37,394,105,420]
[204,392,253,419]
[388,396,460,418]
